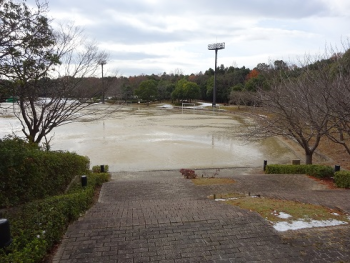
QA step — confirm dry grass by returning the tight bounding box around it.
[191,177,235,186]
[210,193,350,223]
[317,137,350,170]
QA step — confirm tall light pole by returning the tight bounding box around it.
[98,59,107,104]
[208,42,225,107]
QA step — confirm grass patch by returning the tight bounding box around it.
[210,193,349,223]
[221,105,251,112]
[191,178,235,186]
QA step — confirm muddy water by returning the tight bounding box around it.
[0,104,297,172]
[48,105,296,172]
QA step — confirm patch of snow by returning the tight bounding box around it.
[273,219,348,232]
[277,212,292,219]
[198,102,213,108]
[271,210,293,219]
[158,104,173,109]
[215,197,238,202]
[331,212,339,216]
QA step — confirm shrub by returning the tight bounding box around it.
[92,164,109,173]
[334,171,350,188]
[306,165,334,178]
[265,164,334,178]
[180,169,197,179]
[0,172,109,263]
[0,137,90,208]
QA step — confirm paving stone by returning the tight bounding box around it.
[53,169,350,262]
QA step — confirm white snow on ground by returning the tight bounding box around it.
[273,219,348,232]
[197,102,213,108]
[157,104,173,109]
[276,212,292,219]
[215,198,238,201]
[212,197,349,232]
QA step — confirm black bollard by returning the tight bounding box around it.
[0,219,12,248]
[100,165,105,173]
[81,175,87,187]
[334,165,340,172]
[263,160,267,171]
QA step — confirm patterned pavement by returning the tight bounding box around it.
[53,168,350,263]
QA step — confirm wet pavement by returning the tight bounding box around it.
[53,168,350,263]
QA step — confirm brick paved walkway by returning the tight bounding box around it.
[53,168,350,263]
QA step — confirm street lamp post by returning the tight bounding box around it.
[208,42,225,107]
[98,59,107,104]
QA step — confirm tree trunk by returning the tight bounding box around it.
[305,153,313,165]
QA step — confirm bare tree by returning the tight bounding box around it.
[229,90,258,108]
[253,57,334,164]
[324,47,350,153]
[1,1,110,144]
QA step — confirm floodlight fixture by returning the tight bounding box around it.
[208,42,225,107]
[208,42,225,50]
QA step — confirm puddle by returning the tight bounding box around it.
[0,104,298,172]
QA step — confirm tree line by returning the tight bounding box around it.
[71,64,263,103]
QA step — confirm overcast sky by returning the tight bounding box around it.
[27,0,350,77]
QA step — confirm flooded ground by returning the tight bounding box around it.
[0,103,297,172]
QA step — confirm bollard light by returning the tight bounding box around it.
[100,165,105,173]
[81,175,87,187]
[334,165,340,172]
[263,160,267,171]
[0,219,12,248]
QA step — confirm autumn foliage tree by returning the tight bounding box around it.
[245,69,259,81]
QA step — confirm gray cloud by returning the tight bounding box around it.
[25,0,350,76]
[110,51,165,61]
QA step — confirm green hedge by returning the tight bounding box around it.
[0,172,109,263]
[92,164,109,173]
[334,171,350,188]
[0,137,90,207]
[265,164,334,178]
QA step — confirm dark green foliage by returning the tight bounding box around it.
[0,136,90,207]
[265,164,334,178]
[0,173,109,263]
[135,79,158,102]
[92,164,109,173]
[334,171,350,188]
[172,78,200,102]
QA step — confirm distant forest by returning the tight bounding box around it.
[73,49,350,104]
